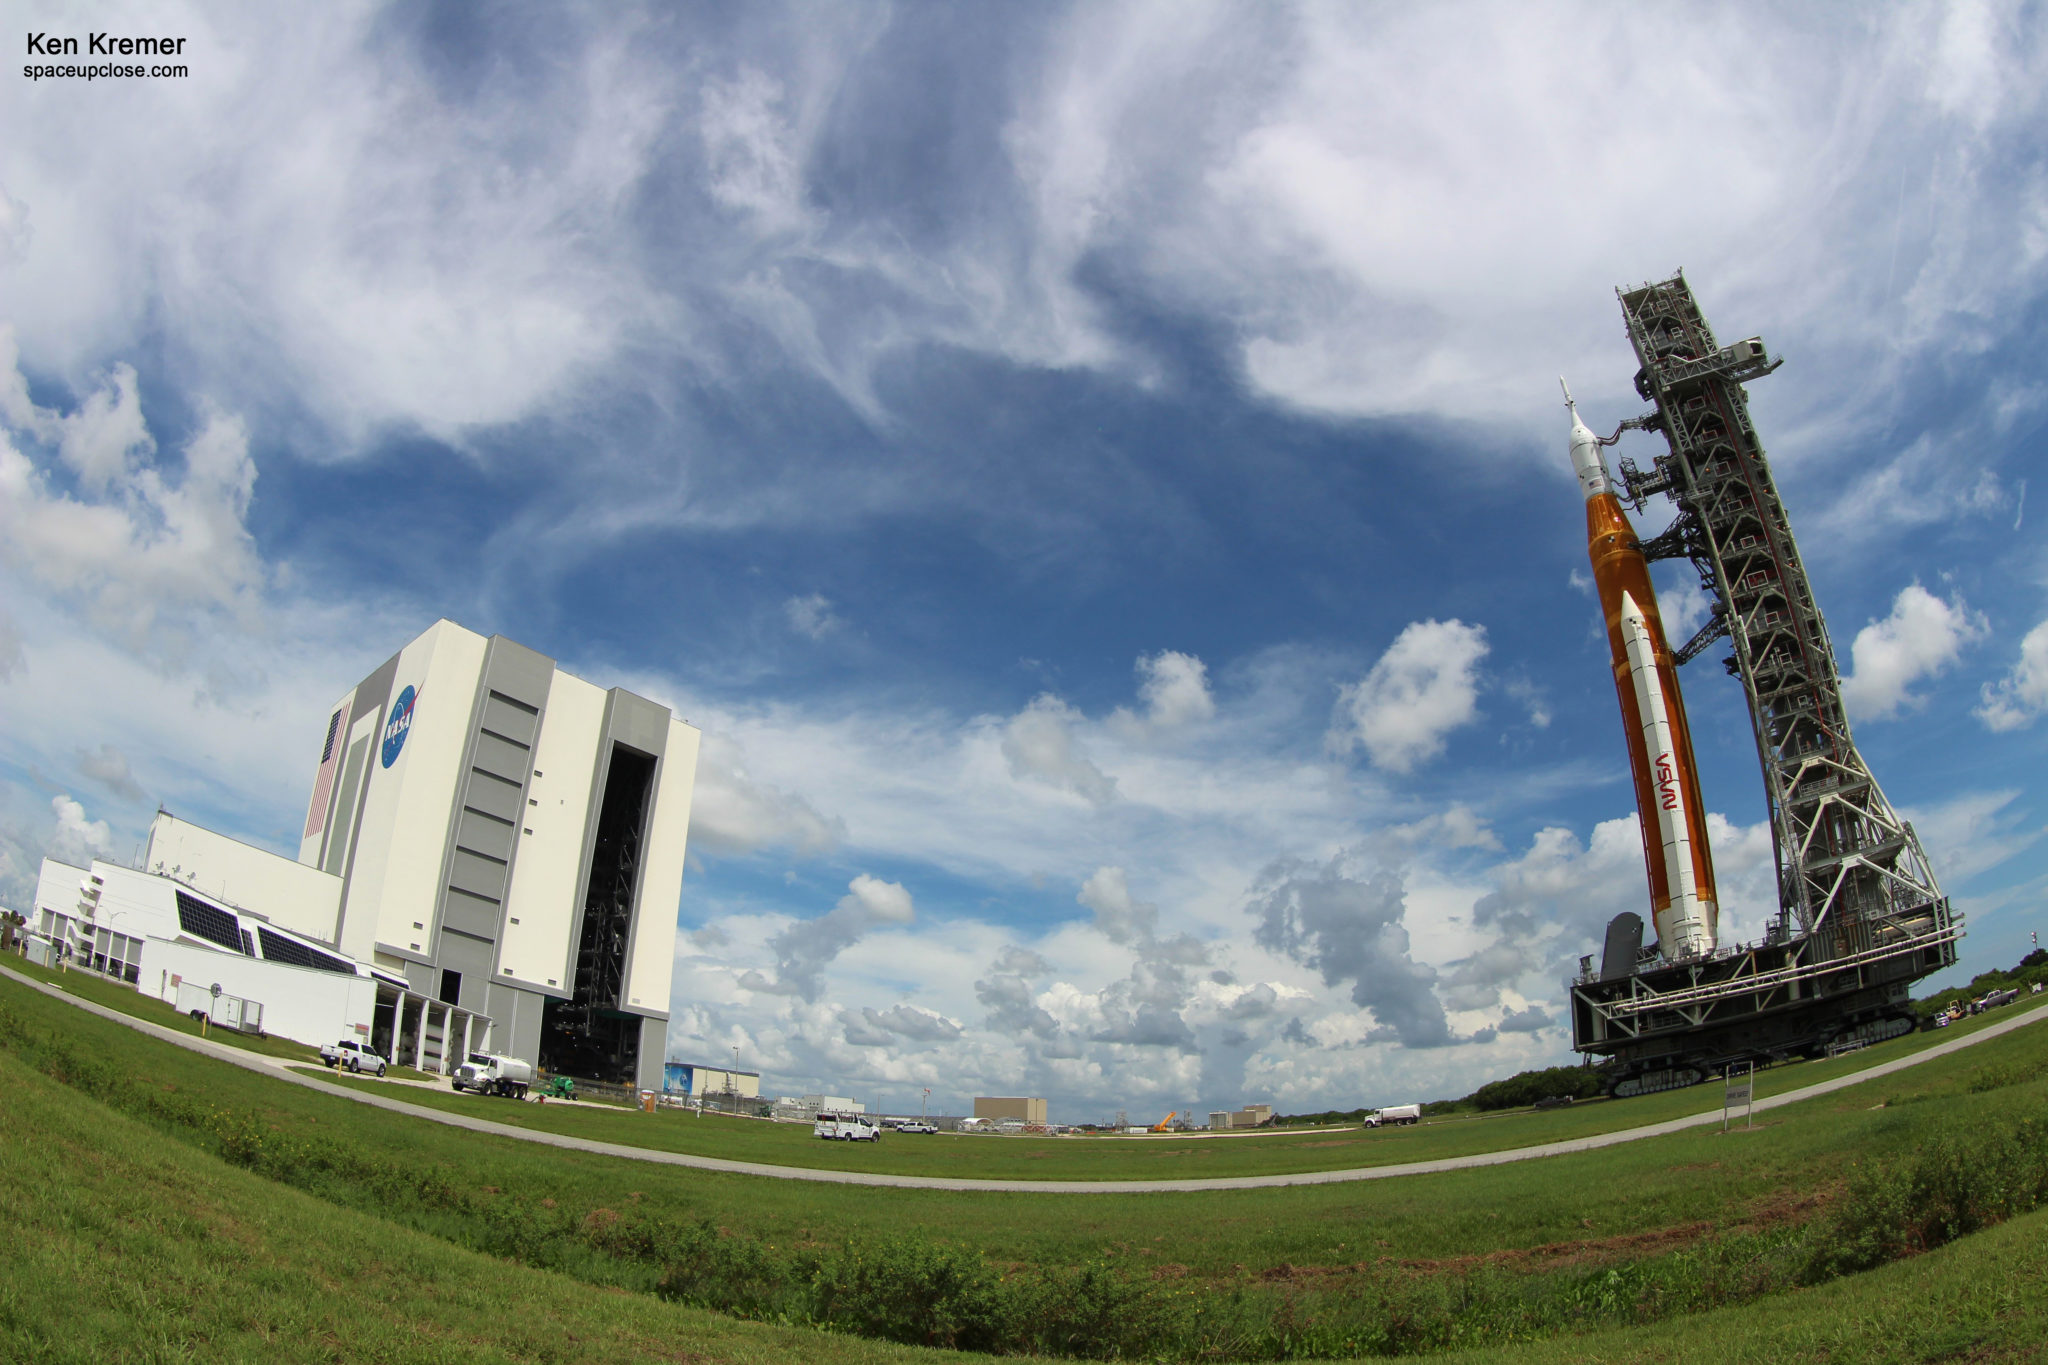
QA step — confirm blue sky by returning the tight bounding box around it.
[3,1,2045,1120]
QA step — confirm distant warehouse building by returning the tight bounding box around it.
[1208,1103,1273,1130]
[973,1096,1048,1124]
[663,1061,761,1103]
[34,620,699,1093]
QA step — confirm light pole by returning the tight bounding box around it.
[730,1045,740,1114]
[922,1087,930,1122]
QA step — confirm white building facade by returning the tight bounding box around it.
[31,620,698,1093]
[296,621,698,1092]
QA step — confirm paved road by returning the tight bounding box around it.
[7,964,2041,1193]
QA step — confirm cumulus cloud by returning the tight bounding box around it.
[1977,619,2048,731]
[1001,693,1117,804]
[1133,650,1215,727]
[846,1002,962,1046]
[686,735,844,856]
[739,873,914,996]
[1839,584,1987,721]
[0,334,263,657]
[1247,850,1453,1049]
[1330,619,1488,772]
[46,794,110,866]
[1498,1004,1550,1034]
[784,593,841,639]
[1079,865,1156,945]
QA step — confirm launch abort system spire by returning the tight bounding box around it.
[1568,273,1960,1097]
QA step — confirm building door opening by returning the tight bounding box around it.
[539,743,655,1084]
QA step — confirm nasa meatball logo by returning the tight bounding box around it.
[380,686,419,769]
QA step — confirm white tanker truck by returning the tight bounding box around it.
[452,1052,533,1098]
[1364,1104,1421,1128]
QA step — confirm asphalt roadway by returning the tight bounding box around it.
[7,962,2043,1194]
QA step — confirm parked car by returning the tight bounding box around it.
[320,1039,389,1077]
[893,1120,938,1134]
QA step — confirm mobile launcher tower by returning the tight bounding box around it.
[1566,273,1960,1098]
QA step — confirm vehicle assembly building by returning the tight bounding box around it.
[1566,274,1959,1095]
[35,620,700,1093]
[299,620,698,1090]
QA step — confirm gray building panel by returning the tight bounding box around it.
[323,650,399,877]
[454,809,515,863]
[441,887,501,941]
[470,730,530,782]
[603,688,671,759]
[461,770,523,823]
[448,847,510,901]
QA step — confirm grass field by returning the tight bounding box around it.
[20,955,2041,1183]
[278,1006,2048,1183]
[6,992,2047,1363]
[4,968,2044,1267]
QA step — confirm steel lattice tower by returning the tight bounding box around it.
[1566,274,1958,1094]
[1610,275,1956,965]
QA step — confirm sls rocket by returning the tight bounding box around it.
[1565,381,1719,959]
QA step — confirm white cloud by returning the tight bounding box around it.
[1247,849,1456,1049]
[1330,619,1488,772]
[700,68,814,236]
[783,592,842,640]
[686,733,844,856]
[46,794,110,866]
[77,743,146,803]
[1133,650,1215,727]
[1977,619,2048,731]
[738,873,915,997]
[1839,583,1988,721]
[1901,788,2044,886]
[1001,693,1118,805]
[0,331,264,658]
[1078,866,1157,946]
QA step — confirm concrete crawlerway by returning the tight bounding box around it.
[8,964,2041,1194]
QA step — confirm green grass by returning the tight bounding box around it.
[255,996,2048,1183]
[6,968,2047,1279]
[9,959,438,1080]
[6,1010,2048,1364]
[10,956,325,1063]
[19,956,2038,1184]
[0,1044,974,1365]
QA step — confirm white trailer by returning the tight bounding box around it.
[174,979,266,1034]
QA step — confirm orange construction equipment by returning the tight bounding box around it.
[1149,1111,1178,1132]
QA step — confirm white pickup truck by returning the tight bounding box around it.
[452,1052,533,1098]
[814,1112,881,1141]
[319,1038,389,1077]
[1364,1103,1421,1128]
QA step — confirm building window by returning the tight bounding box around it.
[175,892,246,953]
[256,927,357,975]
[438,968,462,1005]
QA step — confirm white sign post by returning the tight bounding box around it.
[1723,1063,1754,1132]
